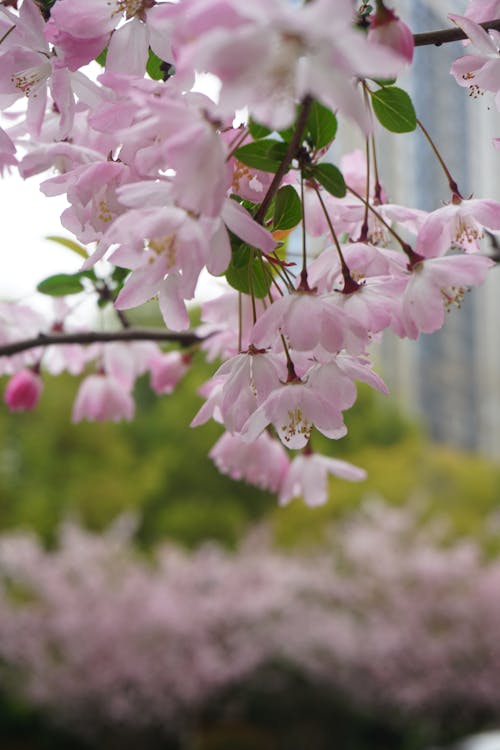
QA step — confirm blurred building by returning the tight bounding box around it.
[373,0,500,458]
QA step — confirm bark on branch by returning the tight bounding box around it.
[414,18,500,47]
[0,329,202,358]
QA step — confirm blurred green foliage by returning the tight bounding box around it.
[0,352,499,550]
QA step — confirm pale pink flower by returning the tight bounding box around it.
[215,350,284,434]
[227,131,274,203]
[109,205,210,319]
[101,341,160,390]
[251,291,368,356]
[394,253,494,339]
[41,160,132,251]
[242,381,347,450]
[197,291,267,362]
[0,0,95,137]
[279,452,366,507]
[449,15,500,101]
[0,302,45,374]
[416,197,500,256]
[0,126,16,172]
[44,19,108,71]
[149,351,191,395]
[209,431,290,492]
[191,350,284,435]
[72,374,135,422]
[49,0,173,76]
[4,368,43,411]
[175,0,409,131]
[465,1,500,24]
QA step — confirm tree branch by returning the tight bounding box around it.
[254,95,313,224]
[414,18,500,47]
[0,328,203,358]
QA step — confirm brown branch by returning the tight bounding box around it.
[254,95,313,224]
[0,328,202,358]
[414,18,500,47]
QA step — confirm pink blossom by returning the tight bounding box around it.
[175,0,409,131]
[449,15,500,101]
[215,350,284,434]
[394,253,494,339]
[0,0,94,137]
[251,291,368,356]
[197,291,267,362]
[72,374,135,422]
[0,302,45,374]
[209,431,290,492]
[242,381,347,449]
[416,197,500,256]
[0,126,16,171]
[279,452,366,507]
[49,0,173,77]
[465,1,500,24]
[4,368,42,411]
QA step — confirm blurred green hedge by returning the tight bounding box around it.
[0,354,499,551]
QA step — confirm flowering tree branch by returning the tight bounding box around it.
[0,329,203,357]
[414,18,500,47]
[0,0,498,501]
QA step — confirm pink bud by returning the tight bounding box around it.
[368,8,414,64]
[4,369,43,412]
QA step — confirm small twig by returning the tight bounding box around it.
[0,328,203,358]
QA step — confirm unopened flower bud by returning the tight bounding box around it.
[4,369,43,412]
[368,5,414,64]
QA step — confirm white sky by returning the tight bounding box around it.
[0,171,80,301]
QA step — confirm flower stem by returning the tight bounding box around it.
[416,117,462,198]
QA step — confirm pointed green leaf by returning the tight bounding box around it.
[310,163,346,198]
[278,125,295,142]
[306,101,338,149]
[370,86,417,133]
[273,185,302,231]
[146,49,163,80]
[37,274,86,297]
[225,245,271,298]
[45,235,87,260]
[234,139,288,173]
[95,47,107,67]
[248,119,273,140]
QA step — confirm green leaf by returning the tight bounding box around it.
[225,245,271,298]
[306,101,338,150]
[273,185,302,231]
[111,266,130,284]
[37,273,86,297]
[248,119,273,140]
[45,235,88,260]
[146,49,163,80]
[309,163,346,198]
[235,139,288,173]
[95,48,107,67]
[372,77,397,87]
[278,125,295,142]
[370,86,417,133]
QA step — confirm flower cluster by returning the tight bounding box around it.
[1,504,500,744]
[0,0,498,505]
